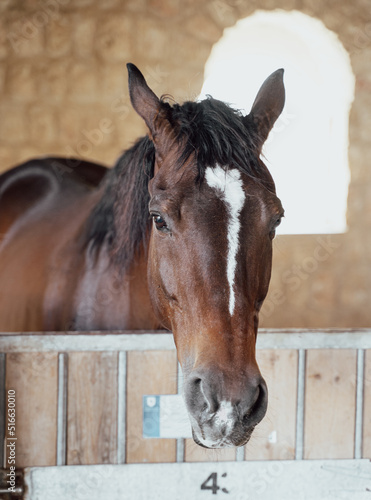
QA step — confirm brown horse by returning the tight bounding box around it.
[0,64,285,448]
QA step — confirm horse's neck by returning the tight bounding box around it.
[41,187,159,332]
[67,140,158,331]
[71,243,160,331]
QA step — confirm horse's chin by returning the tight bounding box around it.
[191,427,253,450]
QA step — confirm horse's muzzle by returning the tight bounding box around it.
[184,369,268,449]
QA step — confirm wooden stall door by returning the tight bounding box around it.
[5,353,58,467]
[245,349,298,461]
[304,350,357,459]
[67,352,118,465]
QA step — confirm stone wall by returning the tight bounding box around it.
[0,0,370,328]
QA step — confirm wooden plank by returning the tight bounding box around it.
[24,459,371,500]
[126,351,177,463]
[245,349,298,460]
[5,353,58,467]
[294,349,306,459]
[304,349,357,459]
[67,352,118,465]
[0,332,175,353]
[1,329,371,353]
[355,350,365,459]
[363,349,371,458]
[56,353,68,466]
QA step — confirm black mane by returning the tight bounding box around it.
[167,97,266,183]
[85,136,154,270]
[85,96,273,270]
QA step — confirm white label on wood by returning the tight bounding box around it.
[143,395,192,439]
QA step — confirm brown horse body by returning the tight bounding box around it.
[0,158,154,331]
[0,65,285,448]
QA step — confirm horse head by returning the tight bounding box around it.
[127,63,285,449]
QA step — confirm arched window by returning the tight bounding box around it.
[199,10,355,234]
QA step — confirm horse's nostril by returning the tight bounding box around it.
[194,378,208,412]
[186,375,207,413]
[186,373,219,414]
[243,381,268,426]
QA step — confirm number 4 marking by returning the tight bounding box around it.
[201,473,229,494]
[201,473,219,494]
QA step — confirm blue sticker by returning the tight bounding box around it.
[143,395,160,438]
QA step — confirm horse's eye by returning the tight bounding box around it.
[152,214,167,231]
[269,215,282,239]
[274,216,282,228]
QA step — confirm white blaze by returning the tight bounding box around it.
[214,401,234,432]
[205,165,245,316]
[190,400,236,448]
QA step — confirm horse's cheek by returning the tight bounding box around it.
[147,246,172,329]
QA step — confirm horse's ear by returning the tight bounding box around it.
[127,63,161,136]
[245,69,285,151]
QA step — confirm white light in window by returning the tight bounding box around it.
[200,10,355,234]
